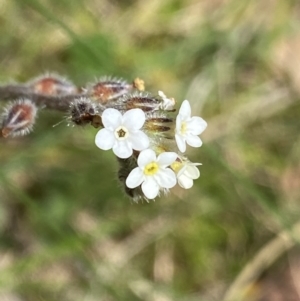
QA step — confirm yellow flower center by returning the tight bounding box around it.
[180,122,187,134]
[115,126,128,140]
[171,161,183,173]
[144,162,159,175]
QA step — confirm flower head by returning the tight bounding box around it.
[126,149,177,199]
[175,100,207,153]
[95,108,149,159]
[171,160,201,189]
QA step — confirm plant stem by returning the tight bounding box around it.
[0,84,83,112]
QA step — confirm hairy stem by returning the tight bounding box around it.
[0,84,83,112]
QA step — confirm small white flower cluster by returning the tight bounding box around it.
[95,92,207,201]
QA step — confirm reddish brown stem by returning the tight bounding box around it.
[0,84,84,112]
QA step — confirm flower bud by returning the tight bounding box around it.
[116,91,176,113]
[27,73,77,95]
[1,99,37,138]
[144,113,174,133]
[86,77,133,105]
[117,92,161,113]
[69,97,101,127]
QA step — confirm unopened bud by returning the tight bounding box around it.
[117,92,161,113]
[1,99,37,138]
[69,97,101,127]
[144,113,174,133]
[27,73,77,95]
[86,77,133,105]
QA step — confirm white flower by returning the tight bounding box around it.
[126,149,177,199]
[172,160,201,189]
[95,108,149,159]
[175,100,207,153]
[158,91,175,111]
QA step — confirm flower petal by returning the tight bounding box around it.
[177,165,187,177]
[138,149,156,168]
[142,177,159,199]
[187,116,207,135]
[178,100,191,119]
[175,134,186,153]
[155,169,177,189]
[186,135,202,148]
[126,168,144,188]
[128,130,149,151]
[178,174,194,189]
[157,152,178,167]
[185,165,200,179]
[123,108,145,130]
[113,140,132,158]
[175,114,183,132]
[95,128,115,150]
[102,108,122,130]
[158,90,166,98]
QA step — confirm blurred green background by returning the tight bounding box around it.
[0,0,300,300]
